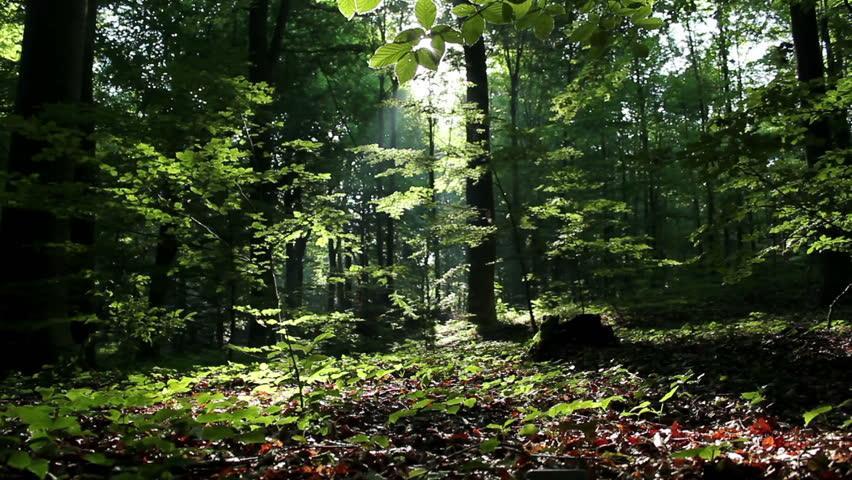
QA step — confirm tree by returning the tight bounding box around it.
[0,0,93,371]
[246,0,292,344]
[789,0,851,304]
[462,33,498,328]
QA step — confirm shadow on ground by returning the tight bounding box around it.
[564,327,852,424]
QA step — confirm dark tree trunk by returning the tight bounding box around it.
[327,241,337,311]
[0,0,91,373]
[68,0,98,368]
[149,225,178,310]
[341,242,352,309]
[143,223,178,358]
[789,0,850,305]
[463,38,497,328]
[284,234,307,309]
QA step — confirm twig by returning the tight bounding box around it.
[826,281,852,330]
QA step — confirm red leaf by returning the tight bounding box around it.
[750,418,772,435]
[671,421,682,438]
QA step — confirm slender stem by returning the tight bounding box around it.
[826,281,852,330]
[272,271,305,410]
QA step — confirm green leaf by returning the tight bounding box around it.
[408,467,428,478]
[740,390,766,406]
[8,405,54,429]
[659,384,680,403]
[631,17,663,29]
[354,0,381,14]
[395,53,417,84]
[238,428,268,444]
[369,43,412,68]
[7,451,31,470]
[516,11,540,30]
[28,459,49,480]
[462,15,485,45]
[200,425,237,441]
[533,13,554,40]
[436,28,462,44]
[389,408,418,424]
[631,42,650,58]
[431,35,446,59]
[452,4,477,17]
[803,405,833,426]
[481,2,513,24]
[480,437,500,453]
[546,399,601,417]
[372,435,391,448]
[510,0,532,19]
[394,28,425,43]
[569,20,597,43]
[348,433,371,444]
[544,4,565,15]
[519,423,539,436]
[415,0,437,29]
[432,24,461,43]
[415,48,439,71]
[83,453,115,466]
[337,0,356,19]
[671,444,723,460]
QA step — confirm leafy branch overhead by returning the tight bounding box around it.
[339,0,663,82]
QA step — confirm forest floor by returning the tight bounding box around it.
[1,311,850,479]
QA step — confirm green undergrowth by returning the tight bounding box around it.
[0,314,849,479]
[619,310,852,344]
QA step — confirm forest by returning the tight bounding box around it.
[0,0,850,478]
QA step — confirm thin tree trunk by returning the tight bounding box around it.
[327,240,337,311]
[384,80,398,302]
[427,115,441,307]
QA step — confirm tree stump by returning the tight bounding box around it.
[527,313,618,360]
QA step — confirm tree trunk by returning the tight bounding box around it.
[789,0,850,305]
[427,115,441,307]
[69,0,99,367]
[0,0,91,372]
[246,0,291,345]
[327,240,337,311]
[144,223,178,358]
[463,37,497,328]
[384,80,398,303]
[342,242,352,309]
